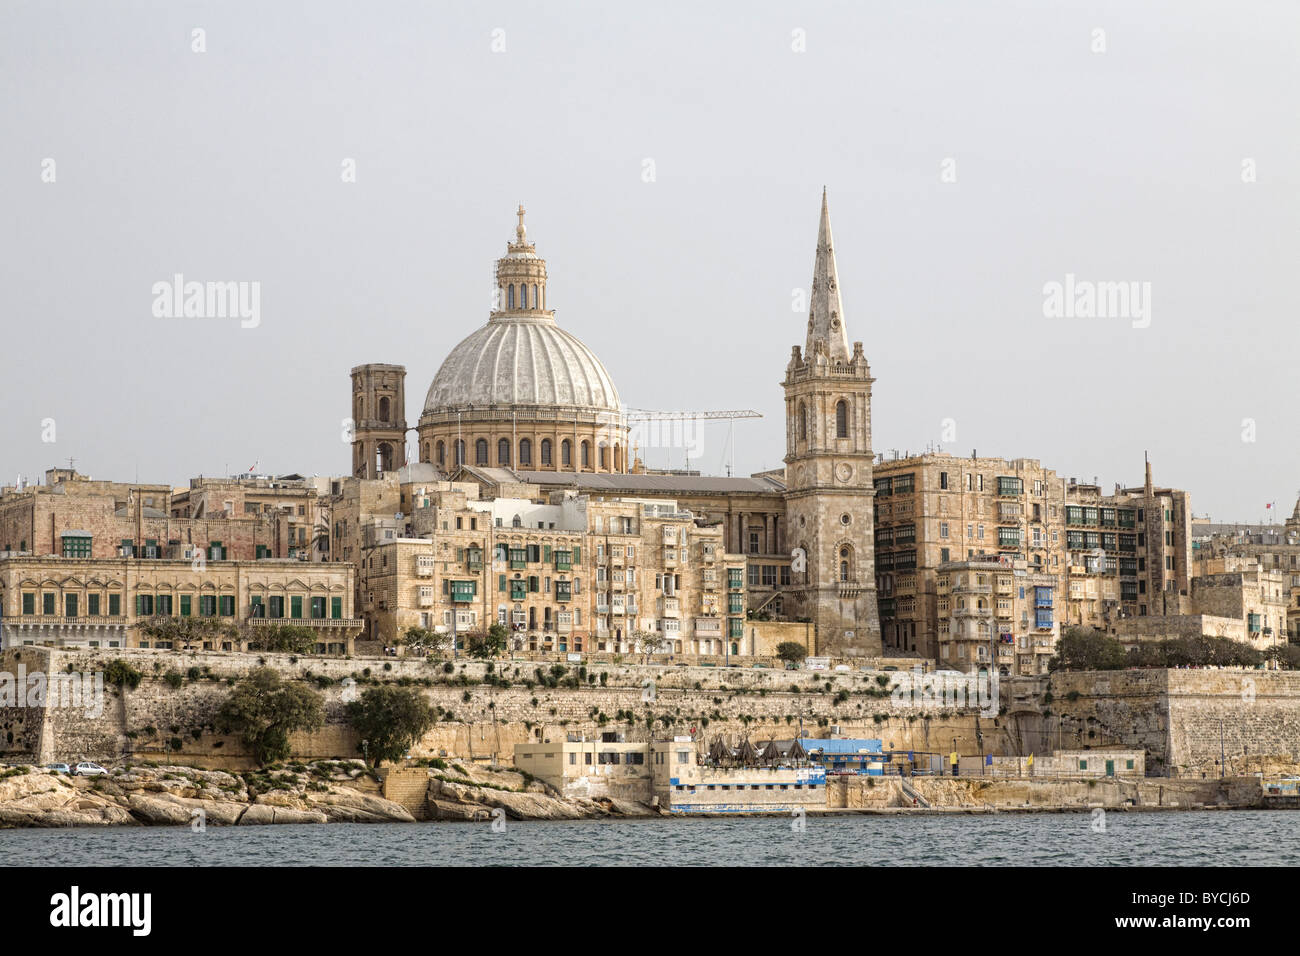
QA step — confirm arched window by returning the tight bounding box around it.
[508,285,515,309]
[581,441,590,468]
[541,439,552,466]
[377,443,393,473]
[455,440,465,466]
[498,438,511,465]
[519,438,532,466]
[835,400,848,438]
[839,545,852,582]
[561,440,572,466]
[475,439,489,465]
[512,514,522,528]
[614,443,622,472]
[798,402,807,440]
[532,284,539,309]
[378,396,391,423]
[354,395,364,422]
[421,442,429,462]
[436,441,445,467]
[598,444,608,469]
[520,285,528,309]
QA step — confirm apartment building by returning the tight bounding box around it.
[936,558,1059,676]
[871,453,1066,660]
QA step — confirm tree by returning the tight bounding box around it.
[138,615,233,649]
[465,624,508,659]
[401,626,449,656]
[631,628,669,663]
[1048,628,1127,672]
[775,642,809,666]
[244,623,318,655]
[215,667,325,766]
[346,685,438,769]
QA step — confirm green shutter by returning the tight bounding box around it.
[180,595,191,616]
[543,545,551,562]
[573,546,580,563]
[109,594,120,616]
[22,593,33,615]
[291,596,303,619]
[498,574,506,592]
[331,597,342,619]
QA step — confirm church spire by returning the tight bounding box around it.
[806,188,851,362]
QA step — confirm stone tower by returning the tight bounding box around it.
[781,190,882,658]
[351,363,408,477]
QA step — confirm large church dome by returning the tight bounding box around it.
[423,316,620,415]
[415,206,629,475]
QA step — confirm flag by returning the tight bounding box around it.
[1266,502,1273,510]
[248,462,258,473]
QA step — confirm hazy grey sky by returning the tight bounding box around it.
[3,1,1297,521]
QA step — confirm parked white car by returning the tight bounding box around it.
[72,762,107,776]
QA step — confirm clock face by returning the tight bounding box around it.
[835,462,853,482]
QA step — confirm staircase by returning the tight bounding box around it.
[899,777,931,808]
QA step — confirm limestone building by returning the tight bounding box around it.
[0,555,361,653]
[871,453,1066,659]
[936,558,1059,676]
[0,468,313,563]
[1064,459,1192,620]
[354,481,746,656]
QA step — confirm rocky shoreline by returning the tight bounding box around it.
[0,761,659,828]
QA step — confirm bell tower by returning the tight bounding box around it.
[782,190,882,658]
[351,363,408,477]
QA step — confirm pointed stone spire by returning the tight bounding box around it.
[806,188,852,362]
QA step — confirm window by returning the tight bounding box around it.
[561,440,572,466]
[498,438,511,465]
[109,594,121,616]
[61,535,92,558]
[508,285,515,309]
[311,596,326,619]
[331,597,343,619]
[436,441,445,467]
[540,439,552,465]
[43,593,56,615]
[22,593,34,615]
[519,438,531,466]
[797,402,807,440]
[835,400,848,438]
[476,439,489,465]
[87,594,100,616]
[581,441,590,468]
[198,595,216,617]
[219,595,235,617]
[65,594,78,618]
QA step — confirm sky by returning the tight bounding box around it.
[2,0,1297,522]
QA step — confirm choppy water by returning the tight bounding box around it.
[2,810,1293,866]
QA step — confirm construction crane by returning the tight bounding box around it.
[622,408,763,476]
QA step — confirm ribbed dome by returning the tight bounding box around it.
[423,316,621,416]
